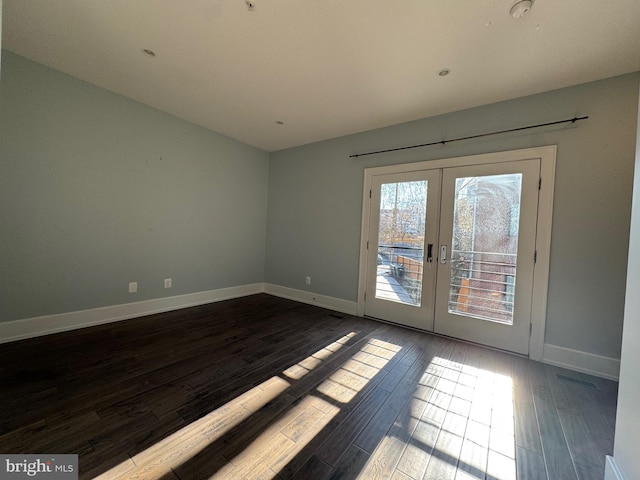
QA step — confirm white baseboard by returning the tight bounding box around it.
[543,343,620,381]
[264,283,358,316]
[0,283,265,344]
[1,287,622,386]
[605,456,625,480]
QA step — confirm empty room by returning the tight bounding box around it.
[1,1,639,480]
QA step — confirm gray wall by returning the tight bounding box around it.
[1,47,638,361]
[610,84,640,480]
[0,51,269,322]
[267,73,640,359]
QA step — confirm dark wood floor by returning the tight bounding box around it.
[0,294,617,480]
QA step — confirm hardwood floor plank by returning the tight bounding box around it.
[390,470,414,480]
[395,419,439,480]
[377,362,411,393]
[86,455,136,480]
[544,366,586,415]
[486,449,516,480]
[529,362,579,480]
[511,359,543,457]
[280,405,326,443]
[0,294,617,480]
[463,420,489,449]
[289,455,334,480]
[353,372,419,454]
[556,410,606,470]
[316,386,390,466]
[356,432,407,479]
[278,366,393,477]
[455,438,488,480]
[489,426,515,460]
[545,365,615,458]
[514,397,543,454]
[330,444,370,480]
[91,413,187,461]
[515,446,548,480]
[0,419,47,451]
[217,392,297,462]
[422,429,463,480]
[574,460,605,480]
[394,375,455,479]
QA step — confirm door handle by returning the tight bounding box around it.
[440,245,447,264]
[427,244,433,264]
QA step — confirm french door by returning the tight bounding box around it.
[363,158,541,355]
[364,170,441,330]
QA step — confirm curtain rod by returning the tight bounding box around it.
[349,115,589,158]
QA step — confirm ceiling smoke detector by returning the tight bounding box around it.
[510,0,532,19]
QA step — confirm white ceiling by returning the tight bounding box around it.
[2,1,640,152]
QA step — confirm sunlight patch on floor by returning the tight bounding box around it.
[93,375,292,480]
[95,331,401,480]
[317,338,398,403]
[214,395,340,479]
[282,331,357,380]
[224,337,400,479]
[359,354,516,480]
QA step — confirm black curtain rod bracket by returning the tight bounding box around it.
[350,115,589,158]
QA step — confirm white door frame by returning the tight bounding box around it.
[364,169,442,330]
[357,145,557,361]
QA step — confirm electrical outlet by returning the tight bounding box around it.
[164,278,172,288]
[306,276,311,285]
[128,282,138,293]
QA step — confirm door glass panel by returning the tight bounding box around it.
[375,181,427,306]
[449,173,522,324]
